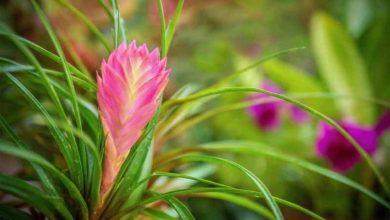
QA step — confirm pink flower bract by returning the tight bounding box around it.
[97,41,170,198]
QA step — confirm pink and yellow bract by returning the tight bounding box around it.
[97,41,170,200]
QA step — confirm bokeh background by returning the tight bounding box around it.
[1,0,390,219]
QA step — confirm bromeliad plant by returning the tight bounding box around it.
[0,1,389,220]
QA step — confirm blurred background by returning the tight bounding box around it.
[1,0,390,219]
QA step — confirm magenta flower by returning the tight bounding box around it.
[247,81,310,131]
[247,81,284,131]
[316,121,378,172]
[289,105,310,124]
[97,41,170,199]
[375,110,390,135]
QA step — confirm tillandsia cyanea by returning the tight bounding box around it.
[2,1,390,219]
[97,41,170,203]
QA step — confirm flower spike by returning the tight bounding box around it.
[97,41,170,199]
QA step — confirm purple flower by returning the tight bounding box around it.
[290,105,310,124]
[247,81,310,131]
[315,121,378,172]
[247,81,284,131]
[375,110,390,136]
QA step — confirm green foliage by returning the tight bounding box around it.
[311,12,375,125]
[0,1,389,219]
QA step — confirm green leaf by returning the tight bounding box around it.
[0,175,57,220]
[311,12,375,124]
[111,0,127,47]
[0,58,94,92]
[0,115,73,220]
[0,30,94,85]
[162,86,390,195]
[208,47,305,90]
[125,187,324,220]
[0,141,88,219]
[98,113,160,219]
[262,59,333,114]
[52,0,110,51]
[193,192,274,220]
[116,172,323,220]
[0,205,34,220]
[31,0,86,192]
[159,154,284,220]
[150,192,195,220]
[198,141,390,209]
[156,0,167,56]
[346,0,373,38]
[165,0,185,55]
[142,208,176,220]
[4,72,84,192]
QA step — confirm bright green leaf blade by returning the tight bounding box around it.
[263,59,334,114]
[0,205,35,220]
[165,0,184,54]
[111,0,127,47]
[311,12,375,124]
[151,192,195,220]
[0,141,88,219]
[53,0,110,51]
[142,208,176,220]
[0,175,57,220]
[31,0,86,192]
[198,141,390,209]
[159,154,284,220]
[0,114,73,220]
[0,30,94,86]
[125,187,323,220]
[194,192,275,220]
[162,86,390,195]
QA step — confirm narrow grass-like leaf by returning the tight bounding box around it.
[156,0,167,56]
[119,187,324,220]
[263,59,332,113]
[117,172,321,220]
[0,57,95,92]
[111,0,127,46]
[0,175,57,220]
[154,142,390,209]
[0,30,94,86]
[4,72,83,202]
[0,205,34,220]
[158,154,284,220]
[159,93,390,144]
[149,192,195,220]
[97,0,114,22]
[53,0,110,51]
[0,25,83,188]
[0,141,88,219]
[162,86,390,194]
[142,208,176,220]
[150,173,274,220]
[165,0,184,54]
[193,192,274,219]
[60,35,90,74]
[207,47,305,89]
[0,114,73,220]
[31,0,86,192]
[198,142,390,209]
